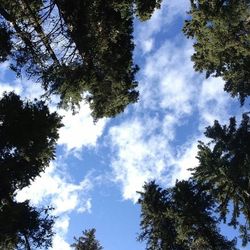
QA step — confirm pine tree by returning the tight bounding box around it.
[137,180,237,250]
[0,92,61,249]
[183,0,250,104]
[71,229,103,250]
[0,0,163,120]
[0,201,55,250]
[134,0,163,21]
[0,92,62,201]
[192,112,250,246]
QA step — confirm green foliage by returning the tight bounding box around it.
[135,0,163,21]
[0,201,55,250]
[0,92,62,200]
[183,0,250,103]
[137,180,237,250]
[53,0,139,119]
[0,92,61,249]
[71,228,103,250]
[192,112,250,246]
[0,0,163,120]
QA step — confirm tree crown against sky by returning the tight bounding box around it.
[0,92,62,250]
[137,180,237,250]
[191,112,250,246]
[0,201,55,250]
[0,92,62,201]
[183,0,250,104]
[0,0,162,120]
[71,228,103,250]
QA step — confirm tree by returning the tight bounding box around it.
[0,200,55,250]
[0,23,12,62]
[134,0,163,21]
[0,0,163,120]
[52,0,139,120]
[191,112,250,246]
[71,228,103,250]
[0,92,62,201]
[183,0,250,104]
[137,180,237,250]
[0,92,61,249]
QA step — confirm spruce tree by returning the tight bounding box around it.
[0,201,55,250]
[192,113,250,246]
[137,180,237,250]
[0,0,163,120]
[183,0,250,103]
[0,92,61,249]
[71,229,103,250]
[0,92,62,200]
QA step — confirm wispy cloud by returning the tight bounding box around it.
[58,103,107,152]
[197,77,233,128]
[135,0,189,54]
[108,33,234,202]
[16,161,94,249]
[0,71,108,153]
[16,161,93,214]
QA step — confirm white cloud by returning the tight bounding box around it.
[138,39,196,113]
[0,82,22,96]
[54,215,70,235]
[108,35,234,202]
[16,162,93,214]
[0,73,108,153]
[109,117,175,202]
[15,161,94,249]
[58,102,107,152]
[171,138,200,183]
[198,77,232,129]
[135,0,190,53]
[0,69,45,100]
[51,235,71,250]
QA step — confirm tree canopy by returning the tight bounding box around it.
[0,92,61,249]
[0,0,163,120]
[191,113,250,246]
[137,180,237,250]
[0,92,62,201]
[71,228,103,250]
[0,201,55,250]
[183,0,250,104]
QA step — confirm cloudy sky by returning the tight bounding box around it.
[1,1,248,249]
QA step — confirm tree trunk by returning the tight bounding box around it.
[24,233,31,250]
[20,0,60,64]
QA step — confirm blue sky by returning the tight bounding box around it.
[0,1,248,249]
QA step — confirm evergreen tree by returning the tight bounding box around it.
[0,92,61,249]
[0,0,163,120]
[71,228,103,250]
[0,201,55,250]
[0,92,62,201]
[137,180,237,250]
[183,0,250,104]
[192,112,250,246]
[134,0,163,21]
[0,22,12,62]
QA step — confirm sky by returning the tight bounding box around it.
[0,1,248,249]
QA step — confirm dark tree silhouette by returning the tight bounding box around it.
[0,92,62,201]
[71,228,103,250]
[138,180,237,250]
[0,92,61,249]
[192,113,250,246]
[183,0,250,104]
[0,201,55,250]
[0,0,163,120]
